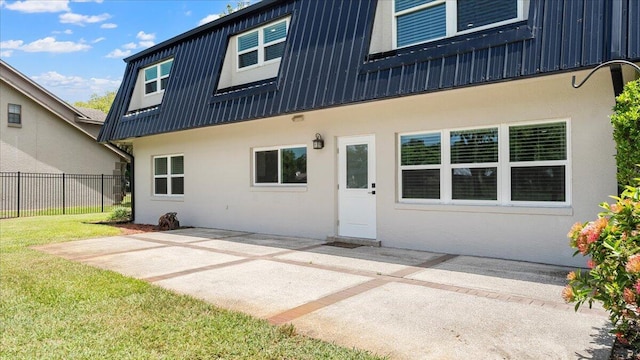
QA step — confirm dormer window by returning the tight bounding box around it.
[217,16,291,90]
[394,0,522,48]
[144,59,173,95]
[237,19,288,70]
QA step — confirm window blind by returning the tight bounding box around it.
[238,31,258,52]
[396,4,446,47]
[450,128,498,164]
[264,21,286,44]
[457,0,518,32]
[509,122,566,162]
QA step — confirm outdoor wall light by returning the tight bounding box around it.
[313,133,324,150]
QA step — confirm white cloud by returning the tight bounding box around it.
[92,37,105,44]
[106,48,131,59]
[138,41,155,48]
[71,0,104,3]
[100,23,117,29]
[4,0,70,13]
[1,50,14,57]
[136,31,155,41]
[59,12,110,26]
[122,42,137,50]
[198,14,220,26]
[31,71,121,102]
[0,39,24,49]
[20,37,90,53]
[53,29,73,35]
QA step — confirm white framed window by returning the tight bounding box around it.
[398,120,569,206]
[8,103,21,126]
[153,154,184,196]
[393,0,524,49]
[144,59,174,95]
[237,19,288,70]
[254,145,307,185]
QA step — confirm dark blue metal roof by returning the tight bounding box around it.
[99,0,640,142]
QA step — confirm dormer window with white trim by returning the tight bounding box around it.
[217,16,291,90]
[127,57,174,112]
[391,0,525,49]
[144,59,173,95]
[237,19,288,70]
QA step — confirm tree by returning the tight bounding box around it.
[73,91,116,114]
[611,79,640,190]
[220,1,251,16]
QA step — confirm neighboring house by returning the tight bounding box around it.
[0,60,128,174]
[98,0,639,266]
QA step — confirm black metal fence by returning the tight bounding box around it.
[0,172,130,219]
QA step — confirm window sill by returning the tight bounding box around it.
[251,186,307,193]
[211,78,278,103]
[7,123,22,128]
[362,22,532,74]
[394,202,573,216]
[151,195,184,202]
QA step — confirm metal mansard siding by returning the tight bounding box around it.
[99,0,640,142]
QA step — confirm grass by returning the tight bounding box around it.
[0,214,382,359]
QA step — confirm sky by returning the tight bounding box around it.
[0,0,252,103]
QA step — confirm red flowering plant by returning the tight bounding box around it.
[564,182,640,349]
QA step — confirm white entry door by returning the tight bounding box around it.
[338,135,376,239]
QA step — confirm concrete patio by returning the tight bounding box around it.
[35,228,612,359]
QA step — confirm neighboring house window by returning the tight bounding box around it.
[8,103,21,125]
[394,0,521,48]
[144,59,173,95]
[398,120,568,205]
[154,155,184,195]
[254,145,306,185]
[237,19,288,70]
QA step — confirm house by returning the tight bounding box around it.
[1,60,128,174]
[98,0,639,266]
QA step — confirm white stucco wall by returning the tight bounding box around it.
[0,81,122,174]
[132,69,617,266]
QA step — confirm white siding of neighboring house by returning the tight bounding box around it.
[0,81,122,174]
[131,69,616,267]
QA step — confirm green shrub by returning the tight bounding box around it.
[611,79,640,190]
[108,207,131,222]
[564,181,640,349]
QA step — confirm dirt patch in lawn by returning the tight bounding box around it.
[109,222,159,235]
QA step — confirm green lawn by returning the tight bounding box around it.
[0,214,382,359]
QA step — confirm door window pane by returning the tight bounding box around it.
[346,144,368,189]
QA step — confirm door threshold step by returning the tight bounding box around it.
[326,236,381,248]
